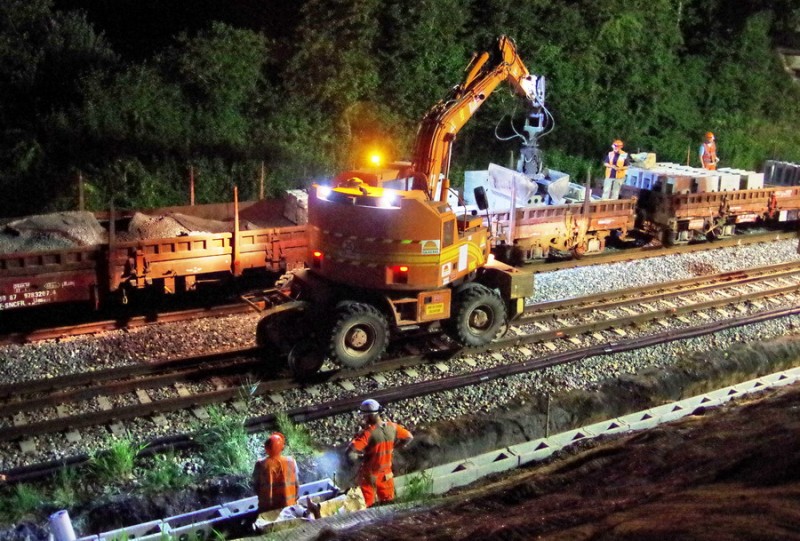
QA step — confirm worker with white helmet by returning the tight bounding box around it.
[346,399,413,507]
[700,131,719,170]
[602,139,630,200]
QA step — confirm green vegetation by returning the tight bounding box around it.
[0,483,45,521]
[50,466,81,509]
[193,405,254,476]
[396,470,434,504]
[88,435,147,485]
[141,451,193,494]
[0,1,797,218]
[275,411,317,457]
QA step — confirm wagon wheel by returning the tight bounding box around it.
[329,302,389,369]
[449,283,507,347]
[288,341,325,380]
[571,241,588,259]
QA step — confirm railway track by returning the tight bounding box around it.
[1,230,795,346]
[2,260,800,460]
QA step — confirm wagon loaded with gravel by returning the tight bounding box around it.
[0,193,308,311]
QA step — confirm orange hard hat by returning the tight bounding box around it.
[265,432,286,457]
[612,139,624,148]
[705,132,714,139]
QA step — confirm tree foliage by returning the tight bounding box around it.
[0,0,798,216]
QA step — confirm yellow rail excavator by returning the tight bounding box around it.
[257,36,542,378]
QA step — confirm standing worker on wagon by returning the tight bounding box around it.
[252,432,300,513]
[699,131,719,170]
[602,139,630,200]
[346,399,413,507]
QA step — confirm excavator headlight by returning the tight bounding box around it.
[378,189,398,208]
[317,186,332,200]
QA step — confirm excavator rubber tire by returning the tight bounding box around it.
[329,302,389,369]
[256,309,307,354]
[450,283,507,347]
[288,341,326,380]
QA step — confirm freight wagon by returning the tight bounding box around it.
[623,161,800,244]
[0,194,307,312]
[462,163,636,261]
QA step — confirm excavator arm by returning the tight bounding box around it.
[411,36,545,202]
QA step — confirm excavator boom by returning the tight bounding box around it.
[412,36,545,202]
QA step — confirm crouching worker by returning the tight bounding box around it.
[346,399,413,507]
[252,432,299,513]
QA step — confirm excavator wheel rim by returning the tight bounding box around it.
[330,302,389,369]
[450,283,507,347]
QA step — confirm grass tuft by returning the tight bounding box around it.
[51,466,80,509]
[275,412,316,458]
[0,483,45,522]
[194,405,253,476]
[89,435,147,485]
[142,451,192,493]
[395,471,434,504]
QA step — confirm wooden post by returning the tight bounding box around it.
[189,165,195,206]
[260,161,265,200]
[77,171,85,211]
[687,145,691,166]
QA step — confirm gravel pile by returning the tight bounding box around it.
[116,212,263,242]
[0,212,106,253]
[1,239,799,471]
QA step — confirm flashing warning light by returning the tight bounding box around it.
[313,250,323,258]
[370,153,382,166]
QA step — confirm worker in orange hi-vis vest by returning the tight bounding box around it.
[602,139,631,200]
[699,131,719,170]
[346,399,413,507]
[252,432,299,513]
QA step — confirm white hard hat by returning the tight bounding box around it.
[359,399,382,414]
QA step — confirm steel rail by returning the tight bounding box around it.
[1,269,798,444]
[6,301,798,484]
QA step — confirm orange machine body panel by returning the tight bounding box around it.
[307,182,489,292]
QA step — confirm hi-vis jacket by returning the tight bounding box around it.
[253,455,299,511]
[700,141,718,169]
[604,150,630,179]
[351,421,412,478]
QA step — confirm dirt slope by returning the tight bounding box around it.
[313,382,800,541]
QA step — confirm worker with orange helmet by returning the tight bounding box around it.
[346,399,413,507]
[252,432,299,512]
[602,139,630,199]
[699,131,719,170]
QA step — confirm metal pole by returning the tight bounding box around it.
[507,170,517,246]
